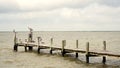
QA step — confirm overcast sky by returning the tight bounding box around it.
[0,0,120,31]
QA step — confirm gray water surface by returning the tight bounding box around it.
[0,31,120,68]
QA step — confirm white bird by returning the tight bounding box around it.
[28,27,33,31]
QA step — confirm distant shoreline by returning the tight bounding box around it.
[0,31,120,32]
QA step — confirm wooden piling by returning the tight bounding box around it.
[102,41,106,64]
[86,42,90,63]
[28,46,33,51]
[37,37,40,53]
[14,31,17,44]
[14,44,18,51]
[62,40,66,56]
[28,27,33,42]
[38,46,40,54]
[76,40,78,58]
[13,30,18,51]
[50,38,53,54]
[102,56,106,64]
[103,41,106,51]
[25,44,27,52]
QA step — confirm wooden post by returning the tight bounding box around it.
[86,42,89,63]
[103,41,106,51]
[28,39,33,51]
[28,27,33,42]
[37,37,40,54]
[50,38,53,54]
[13,30,18,51]
[25,44,27,52]
[102,41,106,64]
[14,44,18,51]
[28,46,33,51]
[14,31,17,45]
[38,46,40,54]
[62,40,66,56]
[28,29,33,51]
[76,40,78,58]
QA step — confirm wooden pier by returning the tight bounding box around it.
[13,30,120,64]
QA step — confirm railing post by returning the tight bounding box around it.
[86,42,90,63]
[102,41,106,64]
[76,40,78,58]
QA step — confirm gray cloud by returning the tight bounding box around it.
[0,0,120,31]
[0,0,20,13]
[0,0,120,13]
[99,0,120,7]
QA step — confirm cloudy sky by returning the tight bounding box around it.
[0,0,120,31]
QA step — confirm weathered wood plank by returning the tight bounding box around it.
[17,43,120,57]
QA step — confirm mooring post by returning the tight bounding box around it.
[37,37,40,54]
[102,41,106,64]
[76,40,79,58]
[62,40,66,57]
[50,38,53,54]
[86,42,90,63]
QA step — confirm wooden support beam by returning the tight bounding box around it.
[62,40,66,57]
[76,40,78,58]
[86,42,90,63]
[102,41,106,64]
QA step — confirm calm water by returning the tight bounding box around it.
[0,31,120,68]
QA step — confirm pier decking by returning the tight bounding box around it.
[14,39,120,64]
[16,42,120,57]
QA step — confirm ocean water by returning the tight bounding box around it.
[0,31,120,68]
